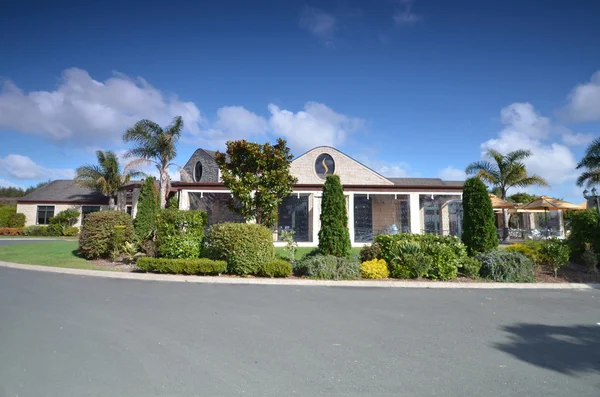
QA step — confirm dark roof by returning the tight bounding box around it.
[387,178,464,187]
[17,180,109,204]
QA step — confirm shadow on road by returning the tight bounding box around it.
[494,323,600,376]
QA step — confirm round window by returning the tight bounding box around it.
[194,161,203,182]
[315,153,335,179]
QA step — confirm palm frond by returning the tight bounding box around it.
[576,170,600,188]
[513,175,550,189]
[123,119,162,143]
[485,149,505,168]
[505,149,533,163]
[465,161,500,185]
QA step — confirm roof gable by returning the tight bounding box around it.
[17,180,108,204]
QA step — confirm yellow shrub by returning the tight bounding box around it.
[360,259,389,279]
[506,242,543,265]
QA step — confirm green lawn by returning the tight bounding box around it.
[275,246,362,260]
[0,241,102,270]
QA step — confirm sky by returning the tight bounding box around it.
[1,0,599,203]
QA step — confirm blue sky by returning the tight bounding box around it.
[1,0,599,202]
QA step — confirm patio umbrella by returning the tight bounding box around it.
[489,194,516,209]
[519,196,583,235]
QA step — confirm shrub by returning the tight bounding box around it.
[279,230,298,263]
[505,241,543,265]
[295,254,360,280]
[134,177,159,240]
[458,256,481,278]
[258,259,293,278]
[477,250,535,282]
[540,238,570,278]
[50,208,80,227]
[461,177,498,255]
[6,213,26,228]
[78,211,135,259]
[204,222,275,276]
[582,243,598,275]
[0,227,23,236]
[318,175,351,257]
[567,208,600,261]
[62,226,79,236]
[136,257,227,275]
[360,258,389,279]
[359,243,382,263]
[23,225,50,236]
[155,208,207,259]
[0,205,16,227]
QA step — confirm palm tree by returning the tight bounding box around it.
[123,116,184,209]
[466,149,549,241]
[576,138,600,188]
[75,150,142,210]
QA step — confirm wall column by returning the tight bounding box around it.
[117,190,126,212]
[179,190,190,210]
[131,188,141,218]
[348,193,355,244]
[313,194,321,245]
[409,193,420,234]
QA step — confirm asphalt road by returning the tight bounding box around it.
[0,267,598,397]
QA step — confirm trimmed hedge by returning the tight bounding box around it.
[204,222,275,276]
[136,257,227,275]
[295,254,360,280]
[0,205,16,227]
[461,177,498,255]
[257,259,293,278]
[476,250,535,282]
[567,208,600,261]
[6,213,26,228]
[0,227,23,236]
[360,259,389,279]
[22,225,60,236]
[318,175,351,257]
[134,177,159,240]
[78,211,135,259]
[156,208,207,259]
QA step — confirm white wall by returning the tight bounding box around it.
[16,203,109,227]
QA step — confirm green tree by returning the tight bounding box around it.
[508,192,538,204]
[75,150,141,210]
[466,149,549,241]
[123,116,185,209]
[215,138,297,227]
[576,138,600,188]
[318,175,351,257]
[461,177,498,256]
[134,177,159,240]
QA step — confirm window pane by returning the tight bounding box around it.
[188,193,245,225]
[419,195,461,236]
[277,194,312,242]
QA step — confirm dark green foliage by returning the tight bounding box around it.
[582,243,598,275]
[462,177,498,255]
[476,250,535,282]
[375,233,467,280]
[359,243,382,263]
[134,177,159,240]
[166,195,179,209]
[50,208,80,227]
[0,181,50,198]
[318,175,351,257]
[567,208,600,260]
[62,226,79,236]
[458,257,482,278]
[78,211,135,259]
[136,257,227,275]
[294,254,360,280]
[540,238,570,277]
[508,192,538,204]
[390,252,433,279]
[0,205,16,227]
[6,213,25,228]
[155,208,207,259]
[257,259,293,278]
[215,138,297,227]
[204,222,275,276]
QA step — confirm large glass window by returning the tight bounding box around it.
[354,194,410,242]
[37,206,55,225]
[419,195,462,235]
[188,192,245,225]
[81,205,101,221]
[277,194,312,242]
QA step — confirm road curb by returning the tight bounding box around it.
[1,261,598,289]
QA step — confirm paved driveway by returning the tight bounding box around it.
[0,267,598,396]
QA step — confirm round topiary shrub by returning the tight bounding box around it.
[258,259,293,278]
[79,211,135,259]
[360,258,389,279]
[476,250,534,282]
[204,222,275,276]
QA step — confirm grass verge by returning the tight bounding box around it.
[275,246,362,261]
[0,241,103,270]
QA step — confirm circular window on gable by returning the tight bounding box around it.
[194,161,203,182]
[315,153,335,179]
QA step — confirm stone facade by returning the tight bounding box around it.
[181,149,220,183]
[17,203,109,227]
[290,147,393,185]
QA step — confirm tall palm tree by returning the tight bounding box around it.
[123,116,184,209]
[75,150,142,210]
[576,138,600,188]
[466,149,549,241]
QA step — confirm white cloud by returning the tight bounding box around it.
[439,166,466,181]
[481,103,578,186]
[268,102,364,152]
[393,0,421,25]
[0,178,22,188]
[299,6,336,46]
[563,71,600,122]
[0,68,202,145]
[214,106,267,136]
[0,154,74,180]
[562,132,596,146]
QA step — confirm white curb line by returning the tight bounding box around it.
[1,261,598,289]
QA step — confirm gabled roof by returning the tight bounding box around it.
[17,180,109,204]
[386,178,464,187]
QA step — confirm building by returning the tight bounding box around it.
[18,146,465,246]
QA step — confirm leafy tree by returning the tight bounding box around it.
[576,137,600,188]
[318,175,351,257]
[0,181,50,198]
[134,177,159,240]
[466,149,549,241]
[75,150,141,210]
[461,177,498,256]
[508,192,538,204]
[123,116,185,209]
[215,138,297,227]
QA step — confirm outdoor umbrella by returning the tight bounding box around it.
[489,194,516,209]
[519,196,583,236]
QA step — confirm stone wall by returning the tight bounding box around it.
[181,149,220,182]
